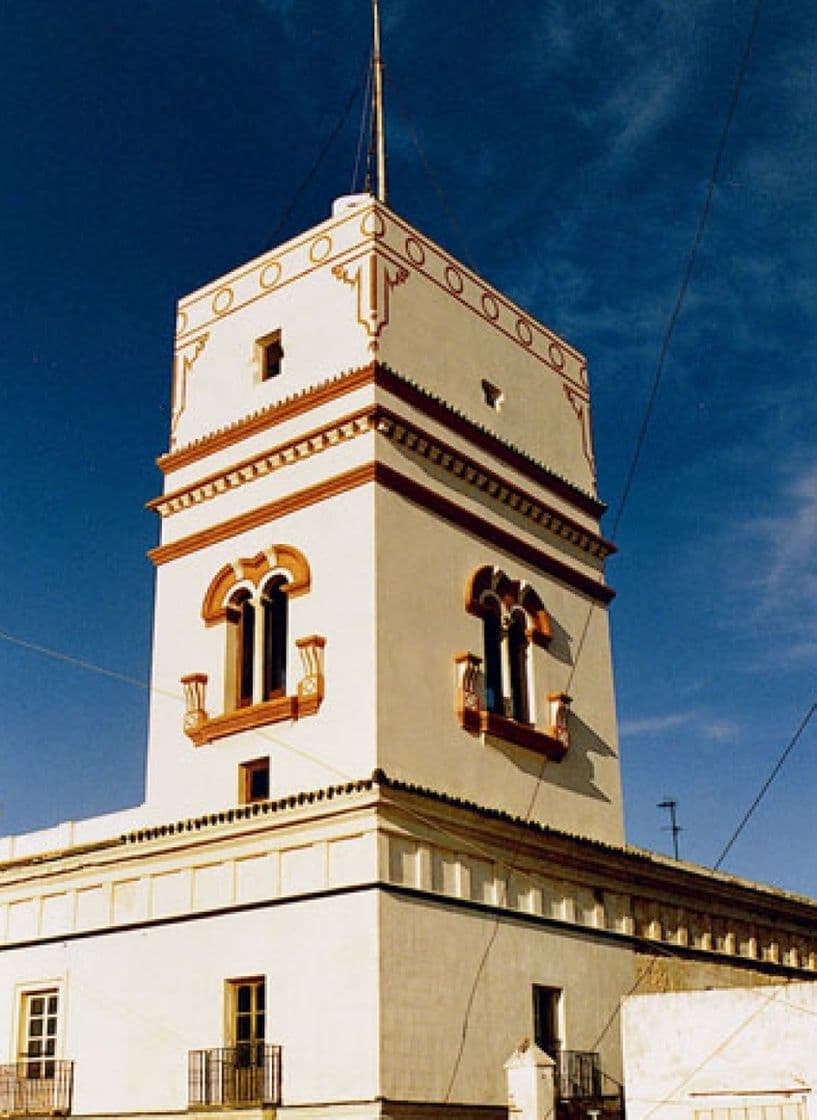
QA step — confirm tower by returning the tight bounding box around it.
[144,193,624,844]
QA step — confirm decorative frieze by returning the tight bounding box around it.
[151,402,613,567]
[0,827,375,947]
[384,831,817,977]
[375,410,613,560]
[150,408,377,518]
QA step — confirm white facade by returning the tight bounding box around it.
[622,982,817,1120]
[141,196,622,842]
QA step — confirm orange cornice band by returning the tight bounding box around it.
[373,463,615,606]
[156,360,604,521]
[149,458,614,604]
[148,463,376,566]
[157,364,376,474]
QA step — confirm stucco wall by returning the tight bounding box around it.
[374,484,623,843]
[144,480,377,819]
[623,982,817,1120]
[379,889,633,1104]
[0,889,379,1114]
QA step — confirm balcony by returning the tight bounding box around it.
[188,1045,282,1108]
[0,1060,74,1116]
[556,1051,622,1120]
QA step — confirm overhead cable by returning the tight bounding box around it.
[714,700,817,869]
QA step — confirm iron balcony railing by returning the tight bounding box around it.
[556,1050,603,1100]
[0,1059,74,1116]
[188,1044,282,1108]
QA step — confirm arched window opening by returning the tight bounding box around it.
[507,610,530,723]
[235,590,255,709]
[262,576,288,699]
[481,595,504,716]
[185,544,326,743]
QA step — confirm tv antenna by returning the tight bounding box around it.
[658,798,682,860]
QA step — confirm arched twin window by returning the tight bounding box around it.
[200,545,311,713]
[230,575,289,709]
[181,544,326,746]
[467,566,552,726]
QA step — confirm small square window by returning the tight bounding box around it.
[481,379,504,411]
[257,331,284,381]
[240,758,270,804]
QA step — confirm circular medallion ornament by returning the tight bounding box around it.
[309,235,332,263]
[445,266,464,294]
[212,287,234,316]
[515,318,533,346]
[405,237,425,265]
[361,209,386,237]
[481,293,499,321]
[260,260,282,290]
[176,310,189,335]
[548,341,566,370]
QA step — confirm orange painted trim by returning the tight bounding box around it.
[479,711,569,761]
[157,364,377,474]
[187,693,312,746]
[375,408,613,557]
[153,396,610,560]
[464,565,553,648]
[382,207,587,367]
[149,457,613,603]
[372,366,605,520]
[148,462,376,566]
[201,544,311,625]
[373,462,615,606]
[150,403,377,513]
[156,361,604,521]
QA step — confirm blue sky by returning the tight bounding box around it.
[1,0,815,895]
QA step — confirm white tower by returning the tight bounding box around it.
[144,195,623,844]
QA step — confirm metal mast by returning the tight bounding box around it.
[658,799,682,860]
[372,0,387,202]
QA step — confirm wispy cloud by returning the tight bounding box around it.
[620,710,742,743]
[696,463,817,672]
[701,719,741,744]
[619,712,690,737]
[742,465,817,648]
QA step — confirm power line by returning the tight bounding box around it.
[638,983,785,1120]
[1,622,812,1112]
[351,55,374,194]
[438,0,767,1097]
[0,0,780,1098]
[263,55,369,251]
[0,628,153,695]
[609,0,765,542]
[714,700,817,870]
[0,625,570,887]
[388,74,479,273]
